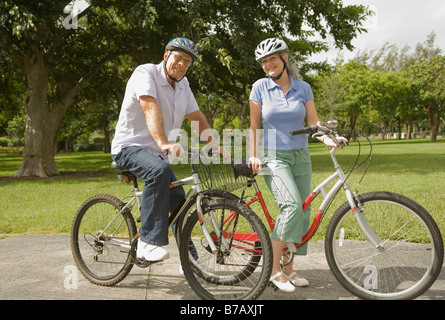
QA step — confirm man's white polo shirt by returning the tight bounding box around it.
[111,62,199,158]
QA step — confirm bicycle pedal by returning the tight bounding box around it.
[134,257,154,268]
[268,281,279,292]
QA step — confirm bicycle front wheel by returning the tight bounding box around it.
[179,198,272,300]
[71,194,137,286]
[325,191,444,300]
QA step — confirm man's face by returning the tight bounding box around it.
[164,50,192,81]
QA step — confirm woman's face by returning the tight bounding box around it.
[164,50,192,81]
[260,53,287,78]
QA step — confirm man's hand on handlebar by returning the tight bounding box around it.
[161,143,185,158]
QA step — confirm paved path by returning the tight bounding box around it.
[1,234,444,301]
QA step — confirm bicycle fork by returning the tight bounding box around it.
[195,193,232,253]
[189,170,231,254]
[348,190,385,251]
[332,147,384,251]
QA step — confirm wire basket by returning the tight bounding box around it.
[193,160,249,192]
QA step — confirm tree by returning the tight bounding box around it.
[1,0,370,177]
[370,71,413,139]
[313,70,346,127]
[335,61,376,134]
[1,0,164,176]
[319,33,442,139]
[0,55,25,136]
[408,56,445,142]
[61,56,132,153]
[354,32,441,71]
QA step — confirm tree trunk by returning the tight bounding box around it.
[346,114,357,141]
[15,49,50,177]
[14,48,67,177]
[407,118,413,139]
[14,36,109,177]
[397,118,402,139]
[431,108,441,142]
[427,106,441,142]
[103,113,111,153]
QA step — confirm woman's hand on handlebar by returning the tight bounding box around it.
[318,135,348,148]
[248,156,263,173]
[290,122,348,149]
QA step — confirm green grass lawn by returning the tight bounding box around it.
[0,138,444,242]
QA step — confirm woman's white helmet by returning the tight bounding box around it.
[254,38,288,61]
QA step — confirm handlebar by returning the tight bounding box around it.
[290,125,317,136]
[289,125,331,136]
[290,124,347,148]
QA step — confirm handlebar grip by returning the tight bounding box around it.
[290,125,317,136]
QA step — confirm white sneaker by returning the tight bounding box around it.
[137,240,170,262]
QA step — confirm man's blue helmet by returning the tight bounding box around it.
[165,37,198,61]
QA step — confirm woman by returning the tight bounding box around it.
[248,38,339,293]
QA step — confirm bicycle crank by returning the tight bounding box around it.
[129,237,159,268]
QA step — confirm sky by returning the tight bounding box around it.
[309,0,445,64]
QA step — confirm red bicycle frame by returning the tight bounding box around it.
[242,189,322,249]
[221,147,357,251]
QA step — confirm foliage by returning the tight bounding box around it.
[0,0,370,176]
[314,34,444,140]
[0,55,25,136]
[407,55,445,141]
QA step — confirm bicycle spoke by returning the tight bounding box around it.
[326,192,443,299]
[71,195,136,286]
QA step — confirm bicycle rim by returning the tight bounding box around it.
[71,194,137,286]
[326,191,444,300]
[179,198,272,300]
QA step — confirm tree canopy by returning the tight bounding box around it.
[314,33,444,141]
[1,0,371,176]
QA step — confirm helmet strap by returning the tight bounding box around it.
[164,53,187,83]
[269,55,287,81]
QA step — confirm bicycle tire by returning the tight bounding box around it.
[325,191,444,300]
[71,194,137,286]
[179,198,272,300]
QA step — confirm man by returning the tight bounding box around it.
[111,37,215,262]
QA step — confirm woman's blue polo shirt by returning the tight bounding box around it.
[249,76,314,150]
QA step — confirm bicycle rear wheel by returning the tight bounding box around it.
[179,198,272,300]
[325,191,444,300]
[71,194,137,286]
